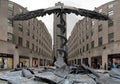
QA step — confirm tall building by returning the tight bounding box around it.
[0,0,53,70]
[53,2,66,60]
[68,0,120,69]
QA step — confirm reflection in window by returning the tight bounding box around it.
[8,1,13,8]
[98,24,102,32]
[18,24,23,32]
[0,57,13,69]
[7,32,13,42]
[108,4,113,9]
[8,19,13,26]
[108,10,114,16]
[108,19,114,27]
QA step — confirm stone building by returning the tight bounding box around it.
[68,0,120,69]
[0,0,53,70]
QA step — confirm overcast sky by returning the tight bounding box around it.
[11,0,113,38]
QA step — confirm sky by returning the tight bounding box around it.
[11,0,113,38]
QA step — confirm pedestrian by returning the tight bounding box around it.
[104,63,106,70]
[16,63,20,68]
[97,63,100,69]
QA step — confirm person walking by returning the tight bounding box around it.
[97,63,100,69]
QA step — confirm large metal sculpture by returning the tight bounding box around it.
[12,4,109,69]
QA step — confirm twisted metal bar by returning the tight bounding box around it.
[57,13,67,63]
[12,6,109,21]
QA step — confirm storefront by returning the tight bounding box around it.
[0,53,13,70]
[77,59,81,65]
[91,56,102,69]
[108,54,120,68]
[74,59,77,64]
[19,56,30,67]
[82,58,89,66]
[44,59,46,66]
[32,58,38,67]
[40,59,43,66]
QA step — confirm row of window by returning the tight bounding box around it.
[17,36,51,57]
[69,32,114,57]
[7,33,51,53]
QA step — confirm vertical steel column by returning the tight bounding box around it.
[56,12,67,65]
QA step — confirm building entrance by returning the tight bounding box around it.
[19,56,30,67]
[108,54,120,69]
[32,58,38,67]
[91,56,102,69]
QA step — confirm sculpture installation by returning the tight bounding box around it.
[12,3,109,78]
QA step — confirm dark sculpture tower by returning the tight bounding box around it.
[53,2,67,66]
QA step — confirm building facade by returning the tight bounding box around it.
[0,0,53,70]
[68,0,120,69]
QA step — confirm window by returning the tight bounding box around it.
[79,48,81,53]
[19,8,23,13]
[32,34,34,39]
[0,57,13,69]
[98,37,102,46]
[91,41,94,48]
[7,33,13,42]
[8,1,13,8]
[18,37,22,46]
[18,24,23,32]
[98,24,102,32]
[80,40,81,44]
[36,37,38,42]
[83,39,84,42]
[8,19,13,26]
[108,4,113,9]
[108,33,114,43]
[26,41,29,48]
[83,46,85,52]
[26,28,30,36]
[108,19,114,27]
[36,46,38,52]
[32,25,35,30]
[86,35,89,39]
[28,21,30,26]
[32,44,34,51]
[86,44,89,51]
[78,59,81,65]
[8,9,13,16]
[108,10,114,16]
[91,29,94,36]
